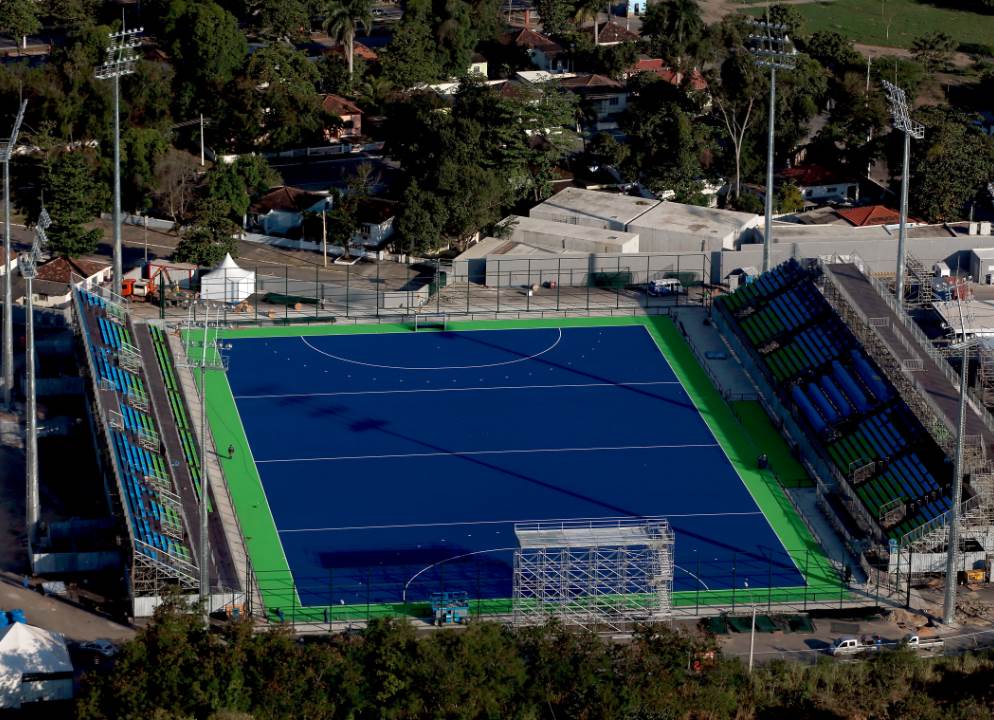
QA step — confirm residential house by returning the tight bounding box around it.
[556,73,627,126]
[353,198,398,250]
[625,57,708,93]
[500,28,565,73]
[24,256,112,308]
[321,94,363,141]
[587,20,640,46]
[468,52,488,77]
[248,186,330,236]
[778,164,860,204]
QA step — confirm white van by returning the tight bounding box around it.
[647,278,684,296]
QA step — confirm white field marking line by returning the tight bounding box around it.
[299,327,563,370]
[403,547,518,602]
[233,380,681,400]
[675,565,711,591]
[256,442,721,464]
[277,511,764,534]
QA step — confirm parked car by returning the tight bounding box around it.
[78,639,118,657]
[647,278,684,296]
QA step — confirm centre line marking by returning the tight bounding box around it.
[233,380,681,399]
[256,443,721,464]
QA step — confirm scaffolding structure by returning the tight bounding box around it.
[512,518,674,630]
[901,252,934,309]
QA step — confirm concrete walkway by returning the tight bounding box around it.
[0,576,135,642]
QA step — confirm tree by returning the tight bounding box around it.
[121,127,169,213]
[258,0,309,40]
[803,31,859,77]
[0,0,41,51]
[394,180,448,254]
[776,182,804,213]
[323,0,372,78]
[640,0,704,67]
[46,0,101,27]
[768,3,804,38]
[173,198,239,266]
[204,155,282,223]
[164,0,248,117]
[380,0,443,87]
[536,0,571,36]
[42,151,104,258]
[587,132,629,170]
[573,0,602,44]
[910,106,994,222]
[812,71,888,171]
[711,52,762,199]
[911,31,955,76]
[153,148,201,226]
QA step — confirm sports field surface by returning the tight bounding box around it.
[200,316,841,619]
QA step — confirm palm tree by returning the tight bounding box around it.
[573,0,601,44]
[324,0,373,79]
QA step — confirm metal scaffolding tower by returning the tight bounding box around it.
[512,518,674,630]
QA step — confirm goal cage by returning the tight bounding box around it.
[412,314,448,332]
[512,518,675,629]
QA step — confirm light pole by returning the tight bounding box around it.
[943,278,974,625]
[744,578,756,673]
[748,21,796,273]
[882,80,924,307]
[1,100,26,409]
[20,207,49,571]
[95,24,142,298]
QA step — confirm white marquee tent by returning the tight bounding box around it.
[200,254,256,303]
[0,622,74,709]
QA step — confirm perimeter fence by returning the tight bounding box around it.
[234,546,909,630]
[137,253,712,324]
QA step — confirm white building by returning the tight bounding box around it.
[627,202,761,253]
[529,187,659,231]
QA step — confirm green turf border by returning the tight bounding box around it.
[193,316,843,621]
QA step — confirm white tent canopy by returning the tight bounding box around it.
[200,254,256,303]
[0,623,73,709]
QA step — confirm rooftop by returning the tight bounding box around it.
[35,256,110,284]
[500,28,563,55]
[589,20,640,44]
[628,202,760,238]
[321,94,362,116]
[779,163,858,187]
[835,204,916,227]
[250,186,329,214]
[530,187,659,226]
[505,214,640,251]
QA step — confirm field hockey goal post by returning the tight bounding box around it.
[413,314,448,332]
[512,518,674,630]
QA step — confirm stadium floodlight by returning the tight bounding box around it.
[96,24,143,298]
[1,100,27,409]
[21,207,49,569]
[943,278,973,626]
[748,21,797,273]
[882,80,924,307]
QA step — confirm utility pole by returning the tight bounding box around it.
[944,279,974,625]
[882,80,924,307]
[748,21,796,273]
[96,24,142,298]
[322,207,328,268]
[200,114,205,167]
[21,207,49,571]
[744,579,756,673]
[1,100,26,409]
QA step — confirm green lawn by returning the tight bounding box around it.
[731,401,814,489]
[742,0,994,50]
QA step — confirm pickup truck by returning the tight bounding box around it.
[830,634,944,657]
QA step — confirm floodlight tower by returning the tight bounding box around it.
[882,80,924,307]
[943,278,974,626]
[1,100,27,409]
[96,24,142,298]
[748,21,796,273]
[20,207,49,569]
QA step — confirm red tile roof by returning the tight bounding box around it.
[628,58,707,91]
[326,41,379,62]
[500,28,563,55]
[558,73,623,90]
[35,256,110,284]
[250,186,328,214]
[590,21,640,44]
[835,205,916,227]
[321,94,363,116]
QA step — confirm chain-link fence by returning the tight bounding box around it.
[135,252,712,324]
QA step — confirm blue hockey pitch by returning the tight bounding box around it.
[223,324,804,606]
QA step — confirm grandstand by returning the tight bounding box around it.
[73,288,244,616]
[716,258,994,579]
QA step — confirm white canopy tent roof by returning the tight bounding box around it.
[200,253,256,303]
[0,623,73,709]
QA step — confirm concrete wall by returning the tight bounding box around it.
[635,227,735,254]
[479,252,709,288]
